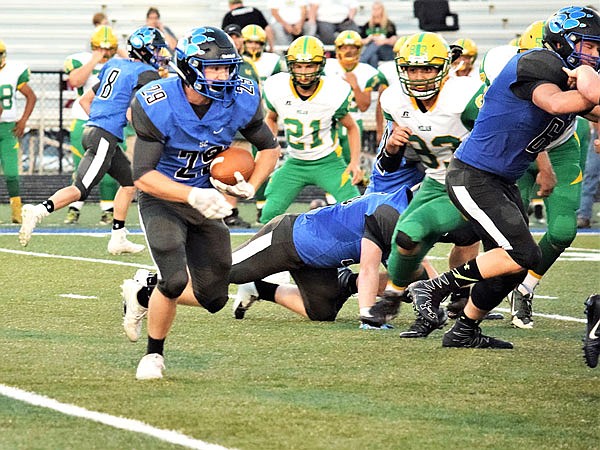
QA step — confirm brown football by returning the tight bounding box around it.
[210,146,255,186]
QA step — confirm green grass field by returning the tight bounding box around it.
[0,204,599,449]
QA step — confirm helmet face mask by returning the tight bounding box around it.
[335,30,362,70]
[396,32,451,100]
[543,6,600,70]
[175,26,242,102]
[127,26,171,70]
[286,36,325,89]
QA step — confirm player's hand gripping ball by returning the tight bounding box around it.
[210,147,256,199]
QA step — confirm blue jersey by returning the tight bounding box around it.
[87,58,157,140]
[135,76,261,188]
[455,49,575,182]
[293,187,411,268]
[366,123,425,194]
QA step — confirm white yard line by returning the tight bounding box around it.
[0,384,232,450]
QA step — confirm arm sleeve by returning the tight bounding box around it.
[239,102,279,150]
[130,97,166,180]
[363,204,401,261]
[136,71,161,91]
[511,50,569,100]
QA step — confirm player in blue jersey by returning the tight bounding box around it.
[19,26,170,255]
[230,188,413,326]
[364,121,425,195]
[121,187,416,335]
[130,27,280,380]
[406,6,600,349]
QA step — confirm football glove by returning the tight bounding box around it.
[210,171,256,199]
[187,187,232,219]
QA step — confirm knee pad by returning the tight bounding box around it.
[395,231,419,251]
[197,295,228,314]
[507,244,541,271]
[157,271,188,299]
[471,271,526,310]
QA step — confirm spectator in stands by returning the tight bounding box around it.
[359,1,397,68]
[92,12,109,27]
[307,0,360,45]
[0,39,37,224]
[145,7,178,50]
[269,0,310,46]
[222,0,275,52]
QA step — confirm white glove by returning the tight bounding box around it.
[187,187,233,219]
[210,171,256,200]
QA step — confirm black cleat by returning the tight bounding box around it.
[442,317,513,349]
[447,295,467,319]
[583,294,600,368]
[407,280,450,326]
[368,295,405,324]
[399,308,448,338]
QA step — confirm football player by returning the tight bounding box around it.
[129,26,280,380]
[325,30,382,165]
[0,39,37,223]
[259,35,362,224]
[19,26,171,254]
[241,24,282,82]
[451,37,478,77]
[376,32,482,338]
[63,25,121,225]
[406,6,600,349]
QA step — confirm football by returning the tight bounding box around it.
[210,146,255,186]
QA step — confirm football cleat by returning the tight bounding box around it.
[446,293,468,319]
[224,213,251,228]
[367,295,404,326]
[63,208,80,224]
[19,204,48,246]
[122,279,147,342]
[136,353,165,380]
[442,318,513,349]
[510,288,534,329]
[399,308,448,338]
[407,279,451,326]
[99,210,114,225]
[359,320,394,330]
[108,228,145,255]
[232,282,259,319]
[583,294,600,368]
[134,268,157,288]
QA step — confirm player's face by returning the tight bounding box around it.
[577,40,600,67]
[92,46,117,62]
[244,41,263,55]
[406,66,440,90]
[229,34,244,53]
[453,55,474,75]
[292,62,321,86]
[204,65,232,81]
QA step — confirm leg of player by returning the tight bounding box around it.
[107,186,145,255]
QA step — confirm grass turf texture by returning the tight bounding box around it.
[0,203,599,449]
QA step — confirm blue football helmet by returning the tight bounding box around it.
[175,26,242,102]
[127,26,171,69]
[543,6,600,70]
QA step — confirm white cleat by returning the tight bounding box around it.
[136,353,165,380]
[232,282,260,320]
[108,228,145,255]
[133,269,151,286]
[19,204,48,246]
[122,279,147,342]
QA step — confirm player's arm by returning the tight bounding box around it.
[513,51,596,115]
[66,51,104,88]
[344,71,371,112]
[14,82,36,138]
[534,151,557,197]
[339,113,363,185]
[564,65,600,106]
[78,82,99,116]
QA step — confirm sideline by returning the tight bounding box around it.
[0,384,230,450]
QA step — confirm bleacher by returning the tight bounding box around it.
[1,0,575,175]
